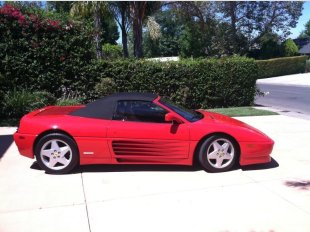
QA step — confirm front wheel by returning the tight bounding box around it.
[198,135,239,172]
[35,133,79,174]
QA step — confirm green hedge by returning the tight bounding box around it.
[0,4,94,98]
[256,56,307,79]
[92,57,259,109]
[306,60,310,73]
[1,56,259,112]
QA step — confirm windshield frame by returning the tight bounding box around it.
[158,97,203,123]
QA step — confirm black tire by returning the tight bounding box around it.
[198,135,239,172]
[35,133,79,174]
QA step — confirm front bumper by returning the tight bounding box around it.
[13,132,37,159]
[239,140,274,166]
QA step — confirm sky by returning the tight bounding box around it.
[289,1,310,39]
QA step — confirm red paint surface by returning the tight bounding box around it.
[14,97,274,168]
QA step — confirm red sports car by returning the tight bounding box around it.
[14,92,274,174]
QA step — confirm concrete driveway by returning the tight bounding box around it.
[1,115,310,232]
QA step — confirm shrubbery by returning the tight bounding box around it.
[103,44,123,60]
[256,56,307,79]
[92,57,259,109]
[306,60,310,73]
[281,39,299,57]
[0,4,94,97]
[1,55,259,115]
[55,97,83,106]
[1,90,55,118]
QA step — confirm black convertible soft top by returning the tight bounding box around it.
[70,92,158,119]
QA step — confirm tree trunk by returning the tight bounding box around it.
[229,2,238,54]
[131,2,146,58]
[121,10,129,58]
[94,2,104,59]
[133,15,143,58]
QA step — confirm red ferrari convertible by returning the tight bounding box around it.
[14,92,274,174]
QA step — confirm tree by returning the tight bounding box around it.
[108,2,131,57]
[101,17,119,45]
[70,2,109,59]
[171,1,217,32]
[47,1,73,13]
[252,1,303,44]
[299,20,310,38]
[129,1,161,58]
[130,1,147,58]
[217,1,255,53]
[259,33,282,59]
[169,2,248,56]
[143,9,182,57]
[179,22,208,58]
[281,39,298,57]
[218,1,303,50]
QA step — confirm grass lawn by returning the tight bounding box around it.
[206,107,278,117]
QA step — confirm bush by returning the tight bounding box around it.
[91,56,259,109]
[306,60,310,73]
[260,39,281,59]
[0,4,94,97]
[56,97,82,106]
[95,77,117,97]
[103,43,123,60]
[256,56,308,79]
[281,39,299,57]
[1,90,56,119]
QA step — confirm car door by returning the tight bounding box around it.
[107,100,190,163]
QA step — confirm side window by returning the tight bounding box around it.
[113,100,168,123]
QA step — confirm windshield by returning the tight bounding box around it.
[159,98,203,122]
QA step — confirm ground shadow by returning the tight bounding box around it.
[241,157,279,171]
[30,157,279,174]
[284,180,310,190]
[78,163,203,173]
[30,161,203,174]
[0,135,14,159]
[30,161,41,170]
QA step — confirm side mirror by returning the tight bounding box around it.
[165,113,183,124]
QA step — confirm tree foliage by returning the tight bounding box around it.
[47,1,73,13]
[218,1,303,49]
[258,33,282,59]
[143,1,303,58]
[108,1,131,57]
[70,1,118,59]
[281,39,299,57]
[299,20,310,38]
[143,9,182,57]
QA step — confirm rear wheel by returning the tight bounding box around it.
[35,133,79,174]
[198,135,238,172]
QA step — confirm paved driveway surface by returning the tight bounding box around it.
[1,115,310,232]
[255,73,310,120]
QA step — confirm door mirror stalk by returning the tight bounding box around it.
[165,113,183,124]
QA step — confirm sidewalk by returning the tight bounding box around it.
[256,73,310,87]
[1,115,310,232]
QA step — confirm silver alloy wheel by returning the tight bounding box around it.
[206,138,235,169]
[40,139,72,170]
